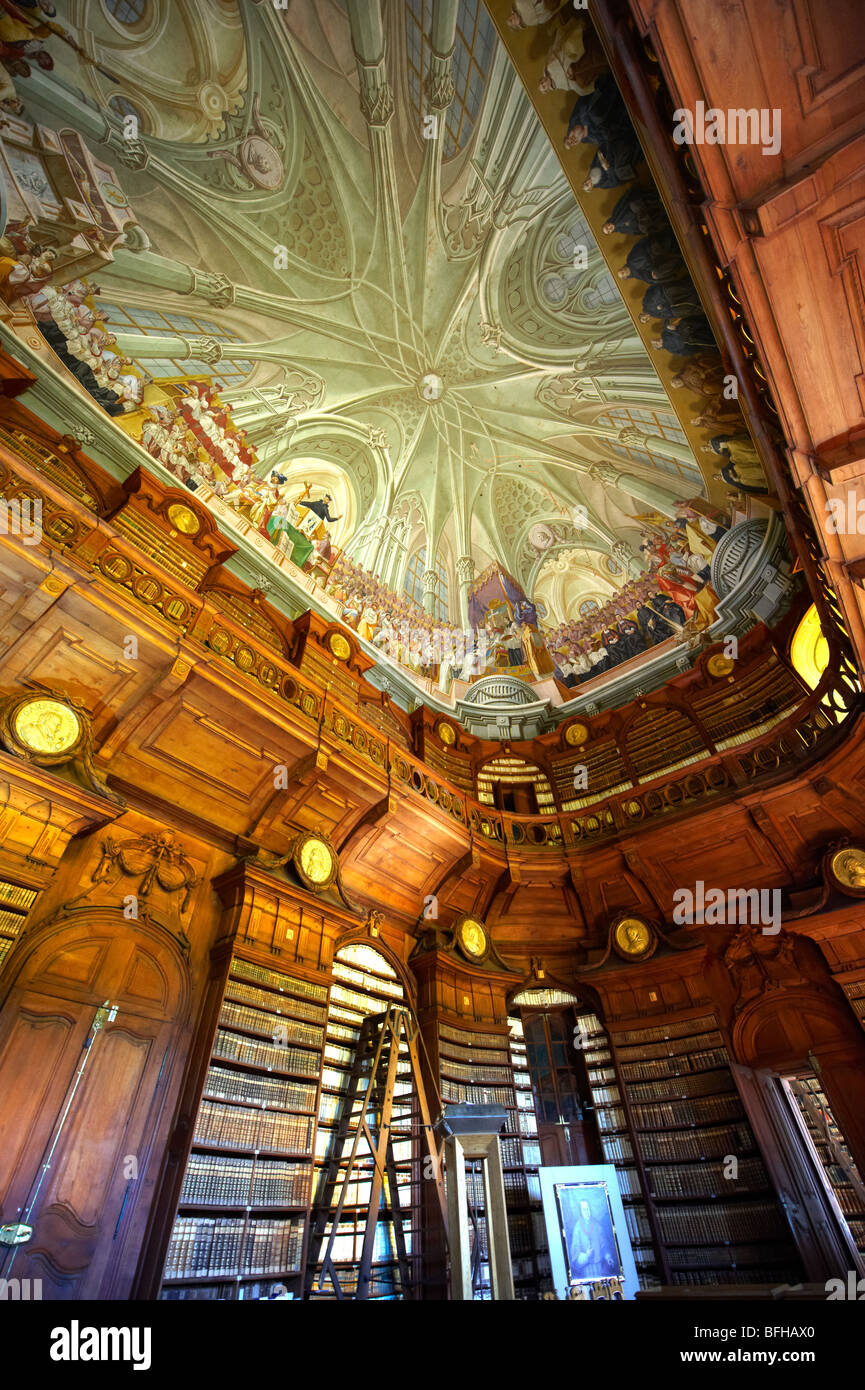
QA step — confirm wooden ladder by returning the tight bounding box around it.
[306,1003,447,1300]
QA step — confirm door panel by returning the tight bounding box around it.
[0,914,187,1299]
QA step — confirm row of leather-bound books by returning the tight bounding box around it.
[647,1156,768,1199]
[627,1069,734,1102]
[623,1205,653,1243]
[619,1047,729,1081]
[438,1022,508,1049]
[229,958,328,1001]
[656,1200,787,1245]
[437,1058,513,1084]
[219,999,324,1049]
[193,1100,314,1155]
[669,1239,796,1268]
[0,908,24,936]
[179,1153,312,1207]
[212,1026,320,1077]
[224,978,327,1023]
[0,880,37,909]
[600,1134,635,1163]
[637,1121,754,1161]
[631,1091,743,1131]
[616,1032,724,1061]
[440,1080,515,1108]
[203,1063,317,1112]
[164,1216,304,1279]
[440,1041,510,1066]
[613,1016,719,1047]
[672,1267,797,1285]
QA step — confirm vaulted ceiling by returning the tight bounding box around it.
[21,0,707,613]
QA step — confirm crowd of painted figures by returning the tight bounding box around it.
[546,507,730,686]
[325,502,729,695]
[0,1,59,116]
[0,226,149,415]
[328,554,554,689]
[326,554,482,689]
[139,384,258,492]
[527,0,770,498]
[0,236,343,571]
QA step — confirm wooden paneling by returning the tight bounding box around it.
[613,0,865,665]
[0,915,189,1299]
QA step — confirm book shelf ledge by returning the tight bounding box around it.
[632,1117,746,1134]
[649,1189,774,1204]
[176,1202,310,1214]
[202,1092,318,1117]
[162,1269,303,1286]
[190,1141,315,1162]
[209,1054,321,1083]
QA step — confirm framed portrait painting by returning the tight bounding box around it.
[538,1164,639,1300]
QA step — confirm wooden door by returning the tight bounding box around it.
[0,912,187,1299]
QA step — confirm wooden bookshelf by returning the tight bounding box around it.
[579,1010,664,1291]
[784,1072,865,1264]
[160,955,328,1300]
[606,1012,804,1288]
[434,1016,546,1296]
[508,1016,550,1295]
[0,878,38,972]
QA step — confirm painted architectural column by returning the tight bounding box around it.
[107,248,235,306]
[589,462,683,519]
[109,332,292,372]
[456,554,475,628]
[425,0,458,114]
[100,252,371,349]
[617,426,698,469]
[358,516,390,573]
[346,0,409,320]
[421,567,439,617]
[611,539,645,580]
[380,522,410,593]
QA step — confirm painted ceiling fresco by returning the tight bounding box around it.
[0,0,781,716]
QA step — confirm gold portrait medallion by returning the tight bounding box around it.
[613,916,653,959]
[329,632,351,661]
[13,698,81,756]
[458,916,487,960]
[299,836,334,885]
[706,652,735,679]
[438,722,456,745]
[565,721,589,747]
[166,503,201,536]
[830,847,865,894]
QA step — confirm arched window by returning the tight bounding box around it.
[403,546,450,620]
[598,408,699,485]
[790,604,829,691]
[404,545,427,608]
[104,0,148,24]
[406,0,496,159]
[582,271,618,311]
[93,301,253,387]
